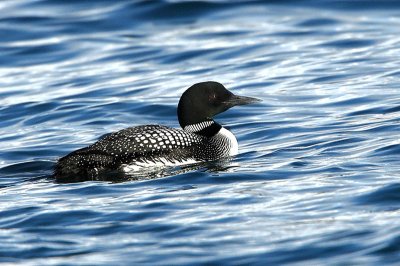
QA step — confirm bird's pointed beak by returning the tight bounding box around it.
[223,94,262,107]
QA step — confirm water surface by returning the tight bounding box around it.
[1,0,400,265]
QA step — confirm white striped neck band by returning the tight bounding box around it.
[184,120,214,133]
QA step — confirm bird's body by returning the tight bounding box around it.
[54,81,259,180]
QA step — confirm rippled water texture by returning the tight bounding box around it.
[1,0,400,265]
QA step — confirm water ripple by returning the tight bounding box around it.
[1,0,400,265]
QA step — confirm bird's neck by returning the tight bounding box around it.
[183,119,222,137]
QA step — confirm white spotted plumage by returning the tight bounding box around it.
[119,125,237,172]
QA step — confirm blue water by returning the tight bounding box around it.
[1,0,400,264]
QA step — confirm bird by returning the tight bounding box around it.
[53,81,260,181]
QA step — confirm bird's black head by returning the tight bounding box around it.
[177,81,261,128]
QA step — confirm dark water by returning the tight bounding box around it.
[1,0,400,264]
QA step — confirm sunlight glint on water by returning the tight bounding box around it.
[0,0,400,265]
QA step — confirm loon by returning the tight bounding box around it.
[54,81,260,180]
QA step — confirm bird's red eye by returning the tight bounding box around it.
[209,93,216,102]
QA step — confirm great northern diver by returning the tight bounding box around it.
[54,81,260,180]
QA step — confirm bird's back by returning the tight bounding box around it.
[54,125,204,180]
